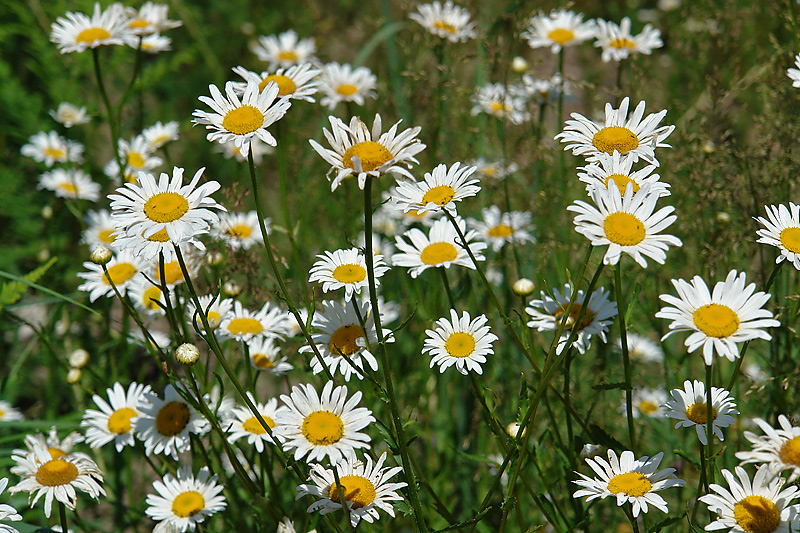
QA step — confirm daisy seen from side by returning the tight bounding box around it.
[246,337,293,374]
[627,387,668,418]
[225,392,284,452]
[392,216,486,278]
[50,103,89,128]
[38,169,100,202]
[617,333,664,363]
[663,380,738,445]
[124,2,182,36]
[309,248,389,301]
[50,2,130,54]
[140,33,172,54]
[145,466,226,533]
[467,205,535,252]
[755,203,800,271]
[231,63,320,102]
[736,415,800,482]
[252,30,317,69]
[212,210,266,251]
[81,209,119,251]
[409,1,477,43]
[318,62,378,110]
[424,309,498,375]
[81,381,152,452]
[594,17,663,63]
[393,162,480,215]
[142,121,180,150]
[521,9,597,53]
[21,131,83,167]
[133,384,210,459]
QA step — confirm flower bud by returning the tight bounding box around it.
[90,246,113,265]
[175,343,200,365]
[66,368,81,383]
[68,348,90,368]
[222,280,242,297]
[511,56,528,73]
[513,278,535,296]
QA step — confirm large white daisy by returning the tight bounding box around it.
[145,466,226,533]
[521,9,597,53]
[318,62,378,110]
[81,381,152,452]
[308,248,389,301]
[663,380,738,445]
[409,1,477,43]
[231,63,320,102]
[251,29,317,69]
[736,415,800,482]
[133,384,210,459]
[392,162,480,215]
[467,205,535,252]
[424,309,498,375]
[50,2,131,54]
[755,203,800,270]
[392,216,486,278]
[594,17,663,63]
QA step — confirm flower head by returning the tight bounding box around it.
[521,10,596,53]
[252,30,317,69]
[38,169,100,201]
[318,62,378,110]
[21,131,83,167]
[424,309,498,374]
[212,210,266,251]
[392,162,480,215]
[81,381,152,452]
[470,83,530,124]
[50,103,89,128]
[231,63,320,102]
[467,205,535,252]
[578,151,670,198]
[663,380,738,445]
[309,248,389,301]
[146,466,226,533]
[225,392,284,452]
[736,415,800,483]
[133,384,211,459]
[755,203,800,271]
[594,17,663,63]
[217,301,291,342]
[50,3,131,53]
[392,216,486,278]
[409,1,477,42]
[788,54,800,88]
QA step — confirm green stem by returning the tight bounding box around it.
[332,467,357,533]
[59,501,69,533]
[90,48,123,178]
[616,261,636,453]
[116,37,144,127]
[438,267,457,310]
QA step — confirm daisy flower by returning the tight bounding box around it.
[15,427,84,461]
[318,62,378,110]
[788,54,800,88]
[184,294,233,331]
[627,387,668,418]
[526,284,618,354]
[392,216,486,278]
[424,309,498,374]
[105,135,163,182]
[309,248,389,301]
[252,29,317,69]
[519,72,569,105]
[556,97,675,166]
[145,466,226,533]
[0,477,22,532]
[140,33,172,54]
[246,337,293,374]
[521,9,597,53]
[300,299,392,382]
[467,205,535,252]
[77,249,147,301]
[309,114,426,191]
[225,392,283,452]
[50,2,130,54]
[594,17,663,63]
[755,203,800,270]
[700,466,800,533]
[393,162,480,215]
[275,381,375,463]
[409,1,477,43]
[82,209,119,251]
[149,249,199,288]
[21,131,83,167]
[38,169,100,201]
[573,449,684,517]
[656,270,780,365]
[133,384,211,459]
[50,103,89,128]
[736,415,800,482]
[142,121,180,150]
[215,136,274,164]
[568,182,682,268]
[617,333,664,363]
[663,380,738,445]
[231,63,320,102]
[81,381,152,452]
[469,158,519,182]
[470,83,530,124]
[211,210,266,251]
[578,150,670,198]
[192,79,291,157]
[0,401,23,421]
[217,300,291,342]
[128,278,170,317]
[284,307,310,338]
[8,443,105,518]
[124,2,181,36]
[296,452,406,526]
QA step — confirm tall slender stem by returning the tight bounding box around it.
[90,48,123,177]
[616,261,636,453]
[705,363,715,486]
[59,501,69,533]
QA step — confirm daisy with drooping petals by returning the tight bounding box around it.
[526,284,618,355]
[212,210,267,251]
[310,114,426,191]
[788,54,800,88]
[392,216,486,278]
[663,380,738,445]
[424,309,498,375]
[38,169,100,201]
[573,449,684,517]
[309,248,389,301]
[124,2,182,36]
[0,477,22,532]
[568,183,682,268]
[736,415,800,482]
[626,387,668,418]
[656,270,780,365]
[50,3,130,54]
[252,30,317,69]
[142,121,180,150]
[0,401,23,421]
[231,64,320,102]
[82,209,119,251]
[21,131,83,167]
[755,203,800,270]
[8,443,105,518]
[467,205,535,252]
[217,301,291,342]
[700,466,800,533]
[50,103,89,128]
[594,17,663,63]
[521,10,597,53]
[184,294,233,332]
[393,162,480,215]
[192,79,291,157]
[617,333,664,363]
[246,337,293,374]
[296,452,407,527]
[145,466,226,533]
[225,393,284,452]
[275,381,375,463]
[470,83,530,124]
[578,151,670,198]
[81,381,152,452]
[409,1,477,43]
[318,62,378,110]
[77,249,147,301]
[133,384,210,459]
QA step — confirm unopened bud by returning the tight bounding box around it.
[90,246,113,265]
[175,342,200,365]
[205,251,224,267]
[68,348,90,368]
[37,248,50,262]
[41,206,53,219]
[716,211,731,224]
[66,368,82,383]
[506,422,521,438]
[513,278,535,296]
[511,56,528,73]
[580,443,602,458]
[222,280,242,297]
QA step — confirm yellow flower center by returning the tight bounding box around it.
[445,332,476,358]
[421,185,456,206]
[252,353,275,369]
[45,148,66,158]
[332,264,366,284]
[779,436,800,466]
[227,224,253,238]
[547,28,576,45]
[604,212,646,246]
[554,304,596,330]
[693,304,740,338]
[420,242,458,265]
[328,475,377,509]
[638,401,659,415]
[259,74,297,95]
[487,224,513,238]
[99,229,116,244]
[779,227,800,253]
[607,472,652,497]
[337,84,358,96]
[329,324,364,356]
[433,21,458,34]
[592,126,640,155]
[129,19,148,29]
[103,263,137,286]
[301,410,344,445]
[128,152,145,169]
[206,311,221,325]
[277,51,298,61]
[108,407,137,434]
[59,182,78,194]
[142,286,163,310]
[609,38,636,50]
[146,228,171,242]
[222,105,264,135]
[227,317,264,336]
[342,141,393,172]
[242,415,274,435]
[172,491,205,518]
[733,495,781,533]
[157,261,184,285]
[605,174,639,195]
[685,402,717,424]
[35,459,78,487]
[155,401,190,437]
[489,102,508,113]
[76,27,111,44]
[48,448,67,460]
[143,192,189,223]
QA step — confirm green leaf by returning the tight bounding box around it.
[0,257,57,311]
[649,512,687,533]
[353,22,408,67]
[0,267,100,316]
[592,381,629,391]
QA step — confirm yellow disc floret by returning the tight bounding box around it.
[302,411,344,445]
[607,472,652,497]
[733,495,781,533]
[342,141,393,173]
[592,126,640,155]
[328,475,377,509]
[172,491,205,518]
[693,304,740,338]
[420,242,458,265]
[35,459,79,487]
[445,332,476,358]
[222,105,264,135]
[604,212,646,246]
[143,192,189,223]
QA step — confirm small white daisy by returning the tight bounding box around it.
[77,249,147,301]
[212,210,266,251]
[296,452,406,526]
[0,401,23,421]
[736,415,800,482]
[627,387,668,418]
[50,103,89,128]
[521,9,597,53]
[105,135,164,183]
[81,209,119,251]
[275,381,375,463]
[50,2,131,54]
[468,158,519,182]
[594,17,664,63]
[145,466,226,533]
[14,427,84,461]
[519,72,569,105]
[140,33,172,54]
[656,269,780,365]
[128,277,170,317]
[245,337,293,374]
[252,29,317,69]
[392,216,486,278]
[133,384,211,459]
[755,202,800,270]
[573,449,684,517]
[124,2,182,36]
[467,205,535,252]
[81,381,152,452]
[788,54,800,88]
[617,333,664,363]
[409,1,477,43]
[578,150,671,198]
[556,97,675,166]
[225,392,284,452]
[309,248,389,301]
[192,79,291,157]
[470,83,530,124]
[393,162,480,215]
[526,284,618,354]
[185,294,233,332]
[663,380,738,445]
[231,63,320,102]
[310,114,426,191]
[217,300,291,342]
[142,121,180,150]
[424,309,498,375]
[214,136,274,163]
[0,477,22,531]
[318,62,378,110]
[21,131,83,167]
[38,168,100,201]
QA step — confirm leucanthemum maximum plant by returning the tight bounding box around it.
[145,466,227,533]
[408,0,477,43]
[423,309,498,375]
[663,380,738,445]
[521,9,597,54]
[392,161,480,215]
[392,216,486,278]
